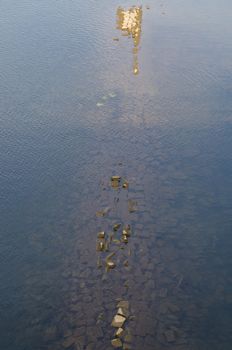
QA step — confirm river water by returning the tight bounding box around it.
[0,0,232,349]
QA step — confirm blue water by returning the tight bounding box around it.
[0,0,232,349]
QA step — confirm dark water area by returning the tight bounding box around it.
[0,0,232,349]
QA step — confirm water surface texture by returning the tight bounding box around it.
[0,0,232,349]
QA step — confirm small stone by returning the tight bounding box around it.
[123,231,130,238]
[113,223,121,231]
[111,314,126,328]
[123,343,132,350]
[97,231,105,239]
[96,241,105,251]
[113,37,119,41]
[122,235,128,243]
[117,301,129,309]
[111,338,122,348]
[122,181,129,189]
[111,176,121,181]
[106,260,116,269]
[123,260,129,267]
[115,327,124,338]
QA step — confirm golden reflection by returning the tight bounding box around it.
[116,6,143,75]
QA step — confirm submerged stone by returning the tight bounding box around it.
[97,231,105,239]
[118,307,129,318]
[111,176,121,181]
[122,180,129,189]
[122,229,130,237]
[115,327,124,338]
[96,241,105,251]
[122,235,128,243]
[113,223,121,231]
[106,260,116,269]
[111,338,122,348]
[117,301,129,309]
[111,314,126,328]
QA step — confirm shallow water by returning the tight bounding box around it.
[0,0,232,349]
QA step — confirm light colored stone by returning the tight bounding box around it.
[117,307,129,318]
[106,260,116,269]
[115,327,124,338]
[111,314,126,328]
[97,231,105,239]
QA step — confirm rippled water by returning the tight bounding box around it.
[1,0,232,349]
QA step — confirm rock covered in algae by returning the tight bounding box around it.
[111,338,123,348]
[111,314,126,328]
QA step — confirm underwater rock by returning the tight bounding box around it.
[113,223,121,231]
[111,338,123,348]
[111,314,126,328]
[117,300,129,309]
[117,307,129,318]
[97,231,105,239]
[115,327,124,338]
[106,260,116,269]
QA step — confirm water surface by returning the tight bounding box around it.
[0,0,232,349]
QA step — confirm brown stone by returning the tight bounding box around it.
[111,338,123,347]
[117,300,129,309]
